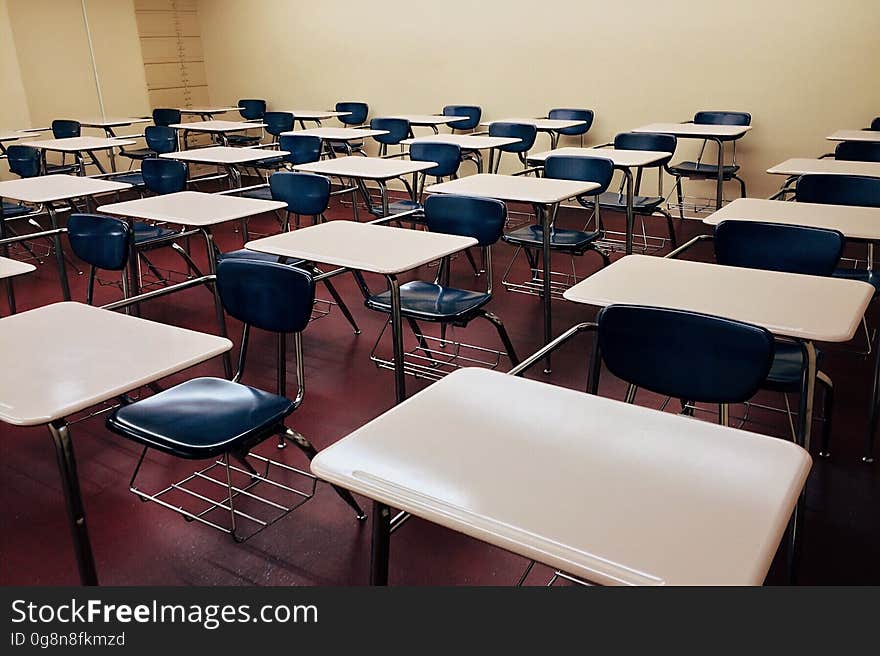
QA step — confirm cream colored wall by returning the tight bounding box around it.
[198,0,880,198]
[0,0,31,130]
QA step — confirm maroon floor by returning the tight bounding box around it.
[1,183,878,586]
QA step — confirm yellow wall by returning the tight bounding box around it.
[0,0,31,130]
[198,0,880,198]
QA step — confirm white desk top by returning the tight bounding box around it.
[179,106,241,115]
[703,197,880,241]
[0,256,35,279]
[168,120,263,133]
[0,131,28,142]
[767,158,880,178]
[426,173,600,205]
[245,220,477,275]
[293,156,437,180]
[281,127,388,140]
[16,127,49,134]
[633,123,752,138]
[312,367,811,586]
[401,134,521,149]
[564,254,872,343]
[528,146,672,168]
[161,146,288,165]
[387,114,469,126]
[78,117,150,128]
[24,136,136,152]
[98,191,286,228]
[480,117,587,131]
[826,130,880,143]
[0,174,132,203]
[278,109,352,120]
[0,302,232,426]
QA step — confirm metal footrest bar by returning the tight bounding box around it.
[666,196,733,220]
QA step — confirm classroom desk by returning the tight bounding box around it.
[0,255,35,315]
[632,123,752,210]
[826,130,880,143]
[527,146,673,255]
[0,301,232,585]
[168,120,266,147]
[178,106,242,120]
[426,173,600,371]
[480,118,589,149]
[280,127,389,157]
[401,134,521,173]
[246,221,476,403]
[312,367,812,586]
[77,117,150,171]
[292,156,436,217]
[160,146,288,191]
[277,109,352,128]
[387,114,469,134]
[24,136,137,176]
[767,158,880,179]
[0,174,132,300]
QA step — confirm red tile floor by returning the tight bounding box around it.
[1,181,878,585]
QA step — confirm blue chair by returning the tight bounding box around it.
[105,258,365,541]
[51,120,81,138]
[869,117,880,131]
[2,146,50,256]
[66,214,132,304]
[252,133,323,172]
[120,125,179,162]
[443,105,481,132]
[151,108,182,127]
[270,171,331,230]
[547,108,594,146]
[226,99,266,147]
[668,110,751,212]
[370,117,411,157]
[503,155,613,294]
[263,111,294,144]
[835,141,880,163]
[714,219,841,455]
[488,122,537,172]
[364,195,519,378]
[332,101,369,155]
[383,142,462,219]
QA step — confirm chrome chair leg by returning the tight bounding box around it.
[479,310,520,366]
[817,372,834,458]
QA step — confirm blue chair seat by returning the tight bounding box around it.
[332,141,363,153]
[593,191,665,212]
[120,148,157,160]
[134,221,177,244]
[241,186,274,201]
[253,155,287,168]
[502,224,602,253]
[106,377,294,459]
[763,341,823,392]
[1,201,32,218]
[107,172,145,187]
[217,248,306,268]
[45,163,80,175]
[226,134,262,147]
[667,161,741,178]
[366,280,491,322]
[833,267,880,295]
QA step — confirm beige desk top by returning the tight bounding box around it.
[178,106,242,115]
[426,173,600,205]
[0,174,132,203]
[292,156,436,180]
[563,254,872,342]
[99,191,286,227]
[528,146,672,168]
[703,197,880,240]
[480,117,587,131]
[161,146,288,165]
[278,110,352,120]
[401,134,521,149]
[826,130,880,143]
[245,220,476,275]
[312,367,811,586]
[281,127,388,140]
[0,131,29,142]
[169,120,263,133]
[78,117,150,128]
[767,158,880,178]
[0,302,232,426]
[24,136,137,152]
[387,114,469,126]
[633,123,752,138]
[0,256,35,279]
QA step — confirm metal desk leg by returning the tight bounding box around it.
[370,501,391,585]
[623,167,635,255]
[48,420,98,586]
[379,181,389,218]
[714,137,724,210]
[46,204,71,301]
[550,130,559,150]
[385,274,406,404]
[0,204,14,312]
[201,228,233,379]
[102,128,118,172]
[540,204,554,374]
[864,322,880,463]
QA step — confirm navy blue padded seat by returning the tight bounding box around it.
[366,281,491,323]
[133,221,177,244]
[1,201,32,218]
[443,105,482,131]
[503,224,602,253]
[240,186,274,201]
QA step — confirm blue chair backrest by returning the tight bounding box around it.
[264,112,294,137]
[217,258,315,334]
[870,117,880,131]
[6,145,41,178]
[598,304,774,404]
[543,155,614,194]
[269,171,331,216]
[795,174,880,208]
[410,142,461,177]
[424,194,507,247]
[548,108,594,136]
[278,134,322,165]
[67,214,132,271]
[694,111,751,126]
[52,120,81,138]
[144,126,177,154]
[238,98,266,121]
[370,118,410,145]
[152,108,181,127]
[489,122,537,153]
[834,141,880,163]
[142,158,188,195]
[613,132,677,167]
[443,105,481,131]
[714,220,844,277]
[336,101,368,126]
